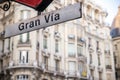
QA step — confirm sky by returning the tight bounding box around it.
[94,0,120,26]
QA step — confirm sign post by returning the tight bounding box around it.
[0,2,82,39]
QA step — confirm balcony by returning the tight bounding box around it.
[77,37,86,43]
[88,45,94,53]
[77,54,87,63]
[42,49,50,57]
[68,54,76,58]
[54,31,61,40]
[94,18,100,24]
[42,28,50,36]
[105,50,110,55]
[98,66,103,72]
[65,71,87,79]
[97,49,102,55]
[4,49,11,57]
[67,71,78,78]
[89,64,95,70]
[68,34,75,40]
[87,14,92,21]
[17,40,31,47]
[116,64,120,69]
[106,65,112,70]
[41,63,64,76]
[8,60,38,69]
[54,53,61,60]
[0,50,4,59]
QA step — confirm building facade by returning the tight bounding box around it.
[111,6,120,80]
[0,0,115,80]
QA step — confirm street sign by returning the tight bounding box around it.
[0,3,82,39]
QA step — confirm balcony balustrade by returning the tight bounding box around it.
[88,45,94,53]
[98,66,103,72]
[17,39,31,47]
[42,49,50,57]
[106,65,112,70]
[77,54,87,63]
[8,60,38,69]
[97,48,102,55]
[89,63,95,70]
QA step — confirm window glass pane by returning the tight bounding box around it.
[106,43,110,50]
[77,45,83,56]
[55,40,59,52]
[68,43,75,57]
[43,57,48,69]
[55,60,60,71]
[105,57,111,65]
[90,54,92,64]
[20,33,29,43]
[43,36,47,49]
[16,75,29,80]
[68,61,76,73]
[19,51,28,64]
[21,10,30,20]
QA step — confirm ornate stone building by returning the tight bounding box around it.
[111,6,120,80]
[0,0,115,80]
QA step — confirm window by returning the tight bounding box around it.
[87,23,92,32]
[98,55,101,66]
[96,41,99,50]
[99,72,102,80]
[20,10,30,43]
[88,37,91,47]
[87,5,92,17]
[115,44,117,50]
[43,56,48,69]
[19,51,28,64]
[77,45,83,56]
[16,75,29,80]
[20,33,29,43]
[21,10,30,20]
[90,70,94,80]
[55,40,59,53]
[95,9,99,20]
[43,36,47,49]
[68,43,75,57]
[90,54,92,64]
[8,38,10,50]
[78,62,84,76]
[55,60,60,71]
[106,57,112,69]
[107,74,113,80]
[2,40,4,52]
[68,61,76,74]
[105,43,110,55]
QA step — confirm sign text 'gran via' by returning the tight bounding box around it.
[18,13,60,31]
[3,3,82,38]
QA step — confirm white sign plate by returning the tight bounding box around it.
[4,3,82,38]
